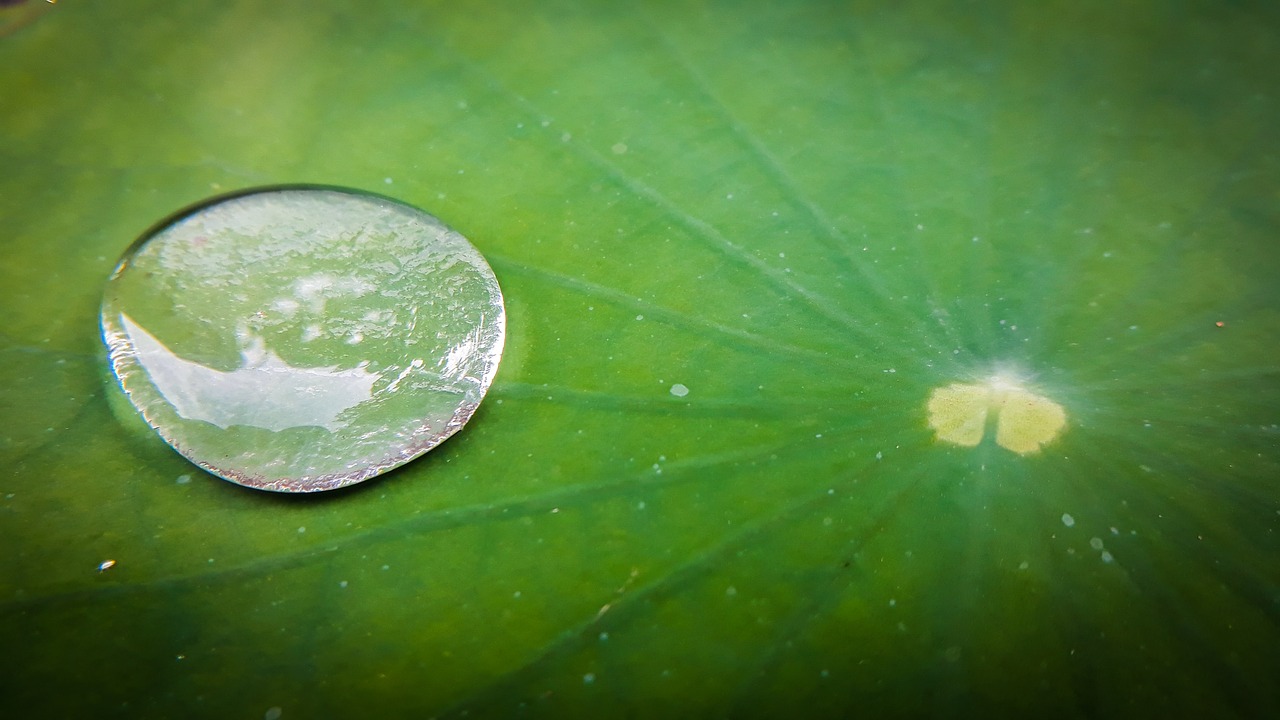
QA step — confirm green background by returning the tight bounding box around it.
[2,0,1278,717]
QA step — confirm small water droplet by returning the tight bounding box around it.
[670,383,689,398]
[100,187,505,493]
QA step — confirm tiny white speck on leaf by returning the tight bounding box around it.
[611,142,628,154]
[583,673,596,684]
[176,474,191,484]
[1062,513,1075,527]
[670,383,689,398]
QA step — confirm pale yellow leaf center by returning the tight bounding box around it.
[926,375,1066,454]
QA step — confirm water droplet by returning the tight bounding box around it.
[101,187,505,492]
[669,383,689,398]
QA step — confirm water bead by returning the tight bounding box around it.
[100,187,505,492]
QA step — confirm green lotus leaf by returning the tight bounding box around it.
[2,0,1277,717]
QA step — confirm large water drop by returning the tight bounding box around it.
[101,187,505,492]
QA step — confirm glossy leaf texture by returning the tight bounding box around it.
[2,0,1278,717]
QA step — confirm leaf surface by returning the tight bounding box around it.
[2,0,1278,717]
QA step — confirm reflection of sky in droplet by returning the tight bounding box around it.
[101,187,505,492]
[120,313,379,433]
